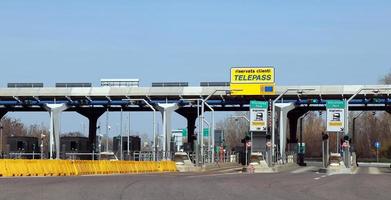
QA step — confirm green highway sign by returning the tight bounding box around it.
[182,128,187,137]
[297,143,306,154]
[203,128,209,137]
[326,100,345,109]
[250,100,268,109]
[250,100,268,131]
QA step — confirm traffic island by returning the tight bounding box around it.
[319,161,355,174]
[244,161,299,173]
[177,162,242,173]
[201,162,243,173]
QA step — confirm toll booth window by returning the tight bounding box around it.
[71,141,77,150]
[17,141,25,150]
[122,141,128,150]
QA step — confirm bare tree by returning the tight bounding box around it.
[380,69,391,84]
[303,112,325,157]
[216,112,249,150]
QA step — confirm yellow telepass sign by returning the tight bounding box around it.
[230,83,275,96]
[230,67,275,84]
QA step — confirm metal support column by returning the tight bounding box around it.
[120,107,123,160]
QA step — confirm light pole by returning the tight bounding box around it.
[120,107,123,160]
[40,131,45,159]
[122,98,157,161]
[203,102,215,163]
[128,112,131,158]
[203,118,210,163]
[231,115,250,123]
[298,112,310,166]
[345,87,391,167]
[200,89,233,164]
[106,107,110,152]
[231,115,250,149]
[346,87,391,137]
[0,123,3,158]
[352,111,364,150]
[372,111,379,162]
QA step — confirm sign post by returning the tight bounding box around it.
[326,100,347,167]
[375,141,381,162]
[326,100,346,152]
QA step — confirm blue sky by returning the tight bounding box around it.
[0,1,390,137]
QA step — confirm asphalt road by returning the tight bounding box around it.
[1,166,390,200]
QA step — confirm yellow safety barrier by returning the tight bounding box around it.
[158,161,177,172]
[0,159,9,177]
[0,159,177,177]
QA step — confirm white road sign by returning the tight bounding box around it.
[326,101,345,132]
[250,101,268,132]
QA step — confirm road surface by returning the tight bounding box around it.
[1,166,390,200]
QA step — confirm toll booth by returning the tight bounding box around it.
[113,136,141,159]
[60,136,90,160]
[252,133,267,153]
[234,146,246,165]
[7,136,40,159]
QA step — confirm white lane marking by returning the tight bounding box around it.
[290,166,316,174]
[186,172,241,178]
[368,167,381,175]
[314,173,332,180]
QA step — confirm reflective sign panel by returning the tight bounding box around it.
[326,100,345,132]
[250,100,268,132]
[230,83,275,96]
[230,67,275,84]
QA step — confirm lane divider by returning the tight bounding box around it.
[0,159,176,177]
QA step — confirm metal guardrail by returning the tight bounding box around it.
[8,152,42,159]
[65,153,97,160]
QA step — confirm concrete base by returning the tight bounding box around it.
[245,162,299,173]
[319,161,354,174]
[201,163,242,173]
[176,165,200,172]
[177,162,242,173]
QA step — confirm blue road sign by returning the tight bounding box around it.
[374,141,381,149]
